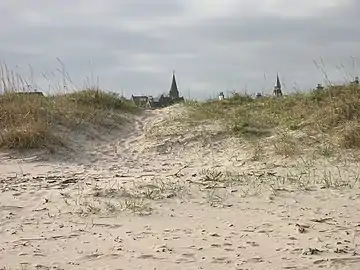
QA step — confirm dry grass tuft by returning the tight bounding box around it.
[184,84,360,150]
[0,87,139,150]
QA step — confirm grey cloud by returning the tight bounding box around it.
[156,0,360,94]
[0,0,359,98]
[168,2,359,45]
[109,0,185,18]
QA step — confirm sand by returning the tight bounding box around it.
[1,105,360,270]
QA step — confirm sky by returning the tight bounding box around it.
[0,0,359,99]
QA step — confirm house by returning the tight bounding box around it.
[14,91,44,96]
[147,94,167,108]
[351,76,359,85]
[131,94,148,107]
[316,83,324,90]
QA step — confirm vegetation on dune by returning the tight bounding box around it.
[184,84,360,149]
[0,89,139,150]
[1,58,359,153]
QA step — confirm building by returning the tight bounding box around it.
[131,95,148,107]
[168,71,184,103]
[147,71,184,108]
[316,83,324,90]
[133,71,185,109]
[273,74,283,96]
[351,76,359,85]
[169,71,180,99]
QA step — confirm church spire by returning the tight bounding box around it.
[169,70,179,99]
[276,73,281,90]
[273,73,283,96]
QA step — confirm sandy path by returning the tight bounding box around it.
[1,106,360,270]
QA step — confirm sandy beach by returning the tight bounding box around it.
[1,104,360,270]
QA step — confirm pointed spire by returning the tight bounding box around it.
[273,73,283,96]
[276,73,281,89]
[169,70,179,99]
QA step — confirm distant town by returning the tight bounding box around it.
[131,72,360,108]
[1,70,358,106]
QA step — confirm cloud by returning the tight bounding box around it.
[0,0,359,99]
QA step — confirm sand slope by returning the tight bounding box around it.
[1,105,360,270]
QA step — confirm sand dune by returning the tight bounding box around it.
[1,104,360,270]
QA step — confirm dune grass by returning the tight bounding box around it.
[184,83,360,149]
[0,89,139,150]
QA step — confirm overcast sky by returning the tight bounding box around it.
[0,0,359,99]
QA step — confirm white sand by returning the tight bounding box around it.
[1,105,360,270]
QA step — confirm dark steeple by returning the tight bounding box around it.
[276,73,281,90]
[273,73,283,96]
[169,70,179,99]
